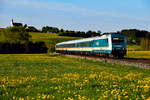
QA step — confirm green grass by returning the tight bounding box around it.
[126,51,150,59]
[29,32,82,42]
[0,54,150,100]
[127,44,142,51]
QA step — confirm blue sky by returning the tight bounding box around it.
[0,0,150,32]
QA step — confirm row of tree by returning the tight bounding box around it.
[41,26,101,37]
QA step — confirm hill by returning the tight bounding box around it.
[29,32,82,52]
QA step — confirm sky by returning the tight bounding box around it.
[0,0,150,32]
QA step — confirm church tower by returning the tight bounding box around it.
[10,19,23,27]
[11,19,14,27]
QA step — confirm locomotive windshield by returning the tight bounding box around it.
[112,37,124,43]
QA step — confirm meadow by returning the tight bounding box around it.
[127,45,142,51]
[29,32,81,43]
[126,51,150,59]
[0,54,150,100]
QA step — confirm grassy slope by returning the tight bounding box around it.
[0,54,150,100]
[127,44,141,51]
[126,51,150,59]
[29,32,82,43]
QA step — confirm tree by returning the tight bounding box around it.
[2,27,31,43]
[97,30,102,35]
[42,26,59,33]
[25,26,39,32]
[120,29,148,45]
[140,33,150,50]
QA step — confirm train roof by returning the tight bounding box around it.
[56,33,123,45]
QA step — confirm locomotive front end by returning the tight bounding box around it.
[111,34,127,58]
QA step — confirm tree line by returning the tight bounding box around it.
[42,26,101,38]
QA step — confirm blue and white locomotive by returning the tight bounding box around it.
[55,33,127,58]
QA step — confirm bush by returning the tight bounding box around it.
[140,34,150,50]
[0,27,31,43]
[0,27,48,53]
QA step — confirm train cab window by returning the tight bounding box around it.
[112,37,124,43]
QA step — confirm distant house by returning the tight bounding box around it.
[11,19,23,27]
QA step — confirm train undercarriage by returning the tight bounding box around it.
[56,49,127,58]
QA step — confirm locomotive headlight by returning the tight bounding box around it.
[123,48,126,50]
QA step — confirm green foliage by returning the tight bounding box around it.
[25,26,39,32]
[0,27,31,43]
[42,26,59,33]
[127,44,141,51]
[120,29,149,45]
[0,27,48,53]
[140,34,150,50]
[126,51,150,59]
[59,30,100,38]
[41,26,101,37]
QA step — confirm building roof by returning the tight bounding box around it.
[11,19,23,27]
[12,23,23,27]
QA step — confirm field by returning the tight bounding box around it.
[127,45,142,51]
[126,51,150,59]
[29,32,81,43]
[0,54,150,100]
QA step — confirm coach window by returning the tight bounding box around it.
[106,39,108,46]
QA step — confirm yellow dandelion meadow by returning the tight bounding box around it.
[47,95,50,99]
[52,95,55,99]
[141,95,145,100]
[13,96,16,99]
[42,94,47,99]
[143,84,150,92]
[26,96,30,100]
[89,73,97,79]
[68,97,74,100]
[146,96,150,100]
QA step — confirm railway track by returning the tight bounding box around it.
[55,53,150,69]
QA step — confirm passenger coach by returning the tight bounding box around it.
[55,33,127,58]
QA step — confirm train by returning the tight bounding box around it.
[55,33,127,58]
